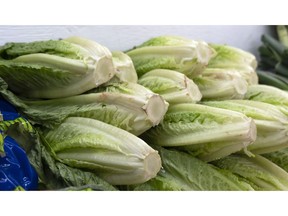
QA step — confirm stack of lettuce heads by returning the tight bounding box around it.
[1,35,288,191]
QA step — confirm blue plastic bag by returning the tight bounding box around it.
[0,135,38,191]
[0,98,20,120]
[0,98,38,191]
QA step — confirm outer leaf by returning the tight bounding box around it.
[132,169,192,191]
[244,84,288,116]
[212,154,288,191]
[263,148,288,172]
[133,147,254,191]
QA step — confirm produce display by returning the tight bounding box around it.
[1,28,288,191]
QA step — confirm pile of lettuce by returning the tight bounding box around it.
[1,35,288,191]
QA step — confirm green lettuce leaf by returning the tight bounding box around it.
[244,84,288,116]
[263,148,288,172]
[212,154,288,191]
[0,133,4,155]
[132,146,254,191]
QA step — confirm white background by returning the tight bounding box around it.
[0,25,274,59]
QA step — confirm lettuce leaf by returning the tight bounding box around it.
[212,154,288,191]
[132,146,254,191]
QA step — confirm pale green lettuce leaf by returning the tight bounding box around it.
[244,84,288,116]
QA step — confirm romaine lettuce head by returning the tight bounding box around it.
[203,100,288,154]
[0,79,168,136]
[193,68,248,100]
[207,43,258,85]
[138,69,202,104]
[42,117,162,185]
[0,36,116,99]
[209,43,258,69]
[142,103,257,161]
[126,35,215,78]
